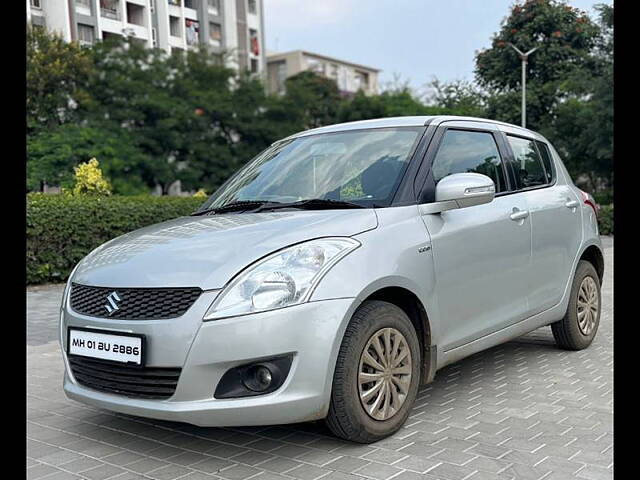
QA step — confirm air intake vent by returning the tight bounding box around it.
[68,356,181,399]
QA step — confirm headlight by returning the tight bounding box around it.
[203,237,360,320]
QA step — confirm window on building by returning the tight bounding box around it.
[168,0,181,5]
[306,58,324,75]
[102,31,122,42]
[169,15,181,37]
[77,24,95,46]
[126,2,145,26]
[248,0,257,14]
[209,22,222,46]
[208,0,220,14]
[250,58,259,73]
[432,130,507,193]
[30,0,42,9]
[100,0,120,20]
[354,71,369,91]
[249,29,260,55]
[507,136,550,189]
[75,0,91,10]
[275,61,287,93]
[151,27,157,47]
[185,19,200,46]
[184,0,197,9]
[329,63,339,78]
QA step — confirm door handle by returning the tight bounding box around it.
[565,200,579,209]
[510,209,529,221]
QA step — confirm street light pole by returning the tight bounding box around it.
[508,43,538,128]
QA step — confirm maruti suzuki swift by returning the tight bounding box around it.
[60,116,603,443]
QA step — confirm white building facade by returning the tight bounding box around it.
[26,0,266,74]
[266,50,380,96]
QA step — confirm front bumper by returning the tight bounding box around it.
[62,297,355,426]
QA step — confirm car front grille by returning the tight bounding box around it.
[68,356,181,399]
[69,283,202,320]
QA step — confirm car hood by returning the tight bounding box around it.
[73,209,378,290]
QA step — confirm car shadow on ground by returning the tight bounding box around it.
[105,327,563,445]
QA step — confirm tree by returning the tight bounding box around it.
[546,3,613,192]
[423,79,487,117]
[475,0,612,193]
[475,0,600,127]
[26,25,93,135]
[337,84,461,123]
[27,123,150,194]
[282,71,342,129]
[81,37,194,194]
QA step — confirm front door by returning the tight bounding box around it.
[419,125,533,352]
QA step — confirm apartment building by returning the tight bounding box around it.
[26,0,266,74]
[266,50,380,96]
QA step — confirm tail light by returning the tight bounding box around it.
[579,190,599,218]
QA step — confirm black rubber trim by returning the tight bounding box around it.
[68,356,181,399]
[214,355,294,399]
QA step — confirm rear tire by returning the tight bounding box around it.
[325,300,421,443]
[552,260,601,350]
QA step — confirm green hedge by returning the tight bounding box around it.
[598,203,613,235]
[27,193,614,285]
[27,193,204,284]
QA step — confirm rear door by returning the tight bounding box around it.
[418,121,533,351]
[501,132,582,313]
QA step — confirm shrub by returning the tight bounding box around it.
[27,194,204,284]
[598,203,613,235]
[72,158,112,196]
[193,188,208,199]
[593,190,613,205]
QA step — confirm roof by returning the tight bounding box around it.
[266,50,381,73]
[284,116,542,141]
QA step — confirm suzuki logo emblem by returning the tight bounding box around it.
[104,291,121,315]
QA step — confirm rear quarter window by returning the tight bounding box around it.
[506,136,550,189]
[535,141,555,184]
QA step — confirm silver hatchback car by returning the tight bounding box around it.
[60,116,603,443]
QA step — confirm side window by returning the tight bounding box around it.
[535,140,555,184]
[507,136,548,189]
[431,129,507,193]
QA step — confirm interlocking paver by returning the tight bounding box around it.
[26,463,59,480]
[26,238,613,480]
[352,462,403,480]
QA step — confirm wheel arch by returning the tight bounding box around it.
[361,286,437,385]
[579,244,604,284]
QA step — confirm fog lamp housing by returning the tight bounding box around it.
[214,355,294,399]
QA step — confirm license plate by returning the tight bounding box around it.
[67,328,145,366]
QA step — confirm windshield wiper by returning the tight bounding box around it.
[192,200,278,216]
[253,198,365,213]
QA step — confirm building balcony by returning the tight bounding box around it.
[100,0,121,21]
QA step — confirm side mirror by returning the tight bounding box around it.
[419,173,495,215]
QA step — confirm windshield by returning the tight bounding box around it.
[198,127,423,212]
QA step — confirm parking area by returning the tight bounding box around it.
[27,237,613,480]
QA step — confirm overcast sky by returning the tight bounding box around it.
[263,0,612,91]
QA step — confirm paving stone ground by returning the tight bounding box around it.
[27,237,613,480]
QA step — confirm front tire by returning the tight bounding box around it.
[325,300,421,443]
[552,260,601,350]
